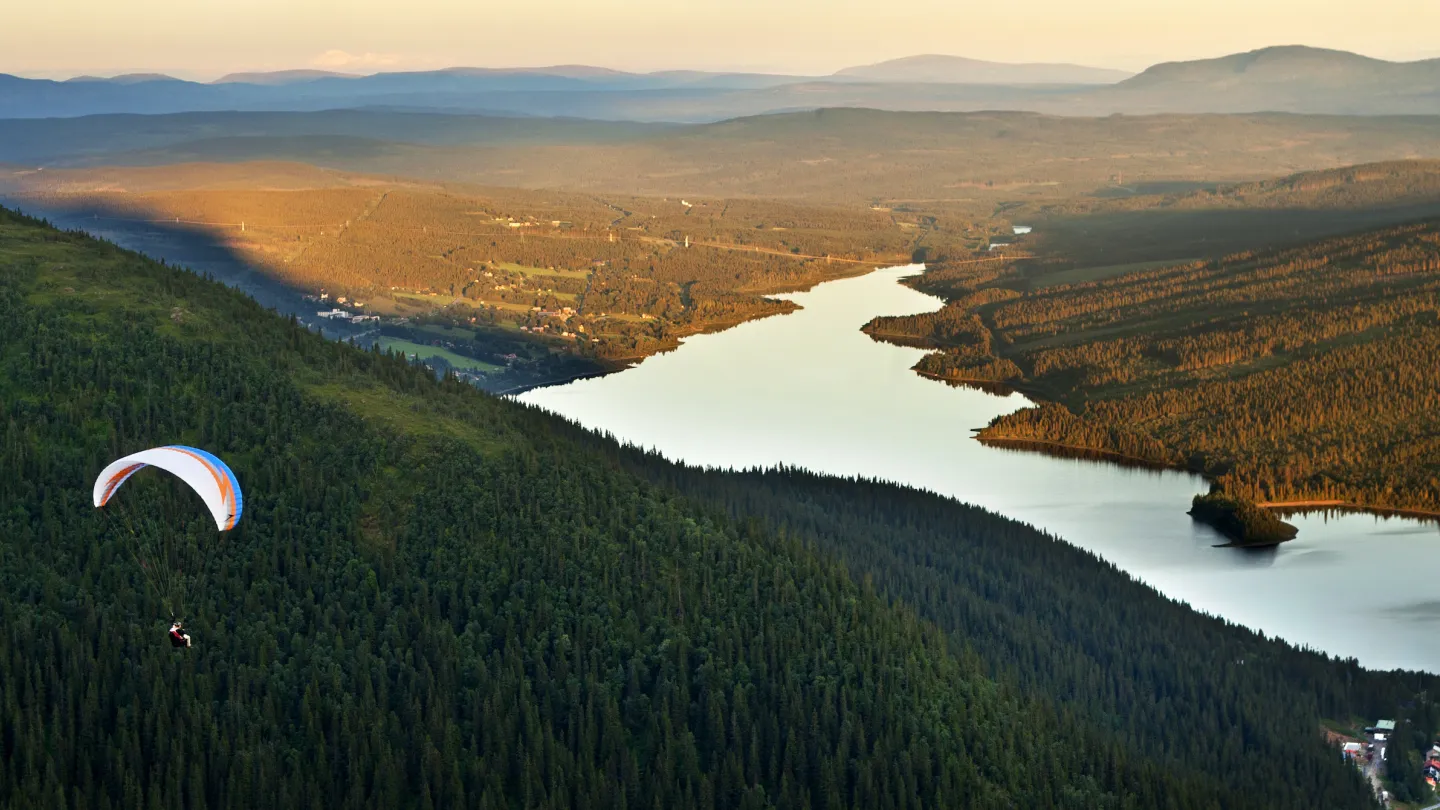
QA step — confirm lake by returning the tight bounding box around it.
[519,265,1440,673]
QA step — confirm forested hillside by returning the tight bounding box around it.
[0,206,1416,809]
[872,218,1440,517]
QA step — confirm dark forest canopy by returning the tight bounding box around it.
[0,206,1427,809]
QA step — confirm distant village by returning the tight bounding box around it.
[303,292,380,324]
[304,285,606,350]
[1336,718,1440,806]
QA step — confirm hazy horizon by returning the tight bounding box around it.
[4,0,1438,81]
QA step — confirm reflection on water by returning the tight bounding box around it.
[519,265,1440,673]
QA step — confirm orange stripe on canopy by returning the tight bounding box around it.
[168,447,236,529]
[100,463,146,506]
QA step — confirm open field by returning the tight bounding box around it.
[377,337,502,371]
[494,262,591,279]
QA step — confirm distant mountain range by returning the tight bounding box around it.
[2,47,1437,122]
[213,69,360,85]
[63,73,182,85]
[1101,45,1440,114]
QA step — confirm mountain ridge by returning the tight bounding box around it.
[63,72,182,84]
[5,45,1440,120]
[835,54,1131,84]
[213,69,361,85]
[1122,44,1440,86]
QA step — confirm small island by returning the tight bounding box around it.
[1188,491,1299,547]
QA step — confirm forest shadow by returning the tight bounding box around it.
[1,195,609,393]
[0,195,353,336]
[1026,202,1440,281]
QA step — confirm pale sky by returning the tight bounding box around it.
[4,0,1437,80]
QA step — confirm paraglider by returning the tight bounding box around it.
[169,621,192,648]
[92,445,243,647]
[94,445,242,531]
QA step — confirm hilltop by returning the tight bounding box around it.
[213,69,361,85]
[1097,45,1440,113]
[1123,46,1431,87]
[836,54,1131,84]
[63,72,181,84]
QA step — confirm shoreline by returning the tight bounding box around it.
[976,434,1440,523]
[493,370,613,397]
[914,369,1020,396]
[1259,500,1440,522]
[974,435,1182,472]
[510,263,899,396]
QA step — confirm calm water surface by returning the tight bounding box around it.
[520,265,1440,673]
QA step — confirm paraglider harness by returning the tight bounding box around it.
[169,621,192,649]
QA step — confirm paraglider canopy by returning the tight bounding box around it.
[93,445,242,531]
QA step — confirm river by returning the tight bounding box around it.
[519,265,1440,674]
